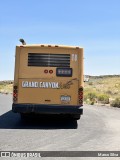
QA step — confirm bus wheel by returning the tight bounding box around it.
[72,114,81,120]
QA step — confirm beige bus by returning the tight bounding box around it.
[12,40,84,120]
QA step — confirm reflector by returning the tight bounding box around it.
[49,70,53,74]
[44,70,48,73]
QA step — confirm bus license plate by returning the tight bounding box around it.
[61,96,71,102]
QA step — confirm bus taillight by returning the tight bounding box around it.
[13,86,18,102]
[78,87,83,106]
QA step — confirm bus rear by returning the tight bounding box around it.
[12,44,84,120]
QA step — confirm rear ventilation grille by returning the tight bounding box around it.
[28,53,70,67]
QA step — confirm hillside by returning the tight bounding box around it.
[84,75,120,106]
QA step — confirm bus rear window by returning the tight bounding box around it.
[28,53,70,67]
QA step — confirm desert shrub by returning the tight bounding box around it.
[97,94,109,104]
[90,101,94,105]
[84,91,96,104]
[111,98,120,108]
[106,90,113,95]
[84,92,97,101]
[88,82,93,85]
[0,82,5,85]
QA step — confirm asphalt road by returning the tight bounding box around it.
[0,93,120,160]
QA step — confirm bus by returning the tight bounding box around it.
[12,40,84,120]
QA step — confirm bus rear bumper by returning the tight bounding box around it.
[12,103,83,115]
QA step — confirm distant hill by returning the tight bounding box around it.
[0,80,13,85]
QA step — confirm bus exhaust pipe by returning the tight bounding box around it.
[19,39,26,45]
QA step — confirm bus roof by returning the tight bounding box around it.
[17,44,83,49]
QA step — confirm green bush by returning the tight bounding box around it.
[84,92,97,105]
[111,98,120,108]
[106,90,113,95]
[97,94,109,104]
[85,92,97,101]
[90,101,94,105]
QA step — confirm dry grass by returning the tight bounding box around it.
[0,81,13,94]
[84,76,120,105]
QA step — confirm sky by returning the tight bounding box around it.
[0,0,120,80]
